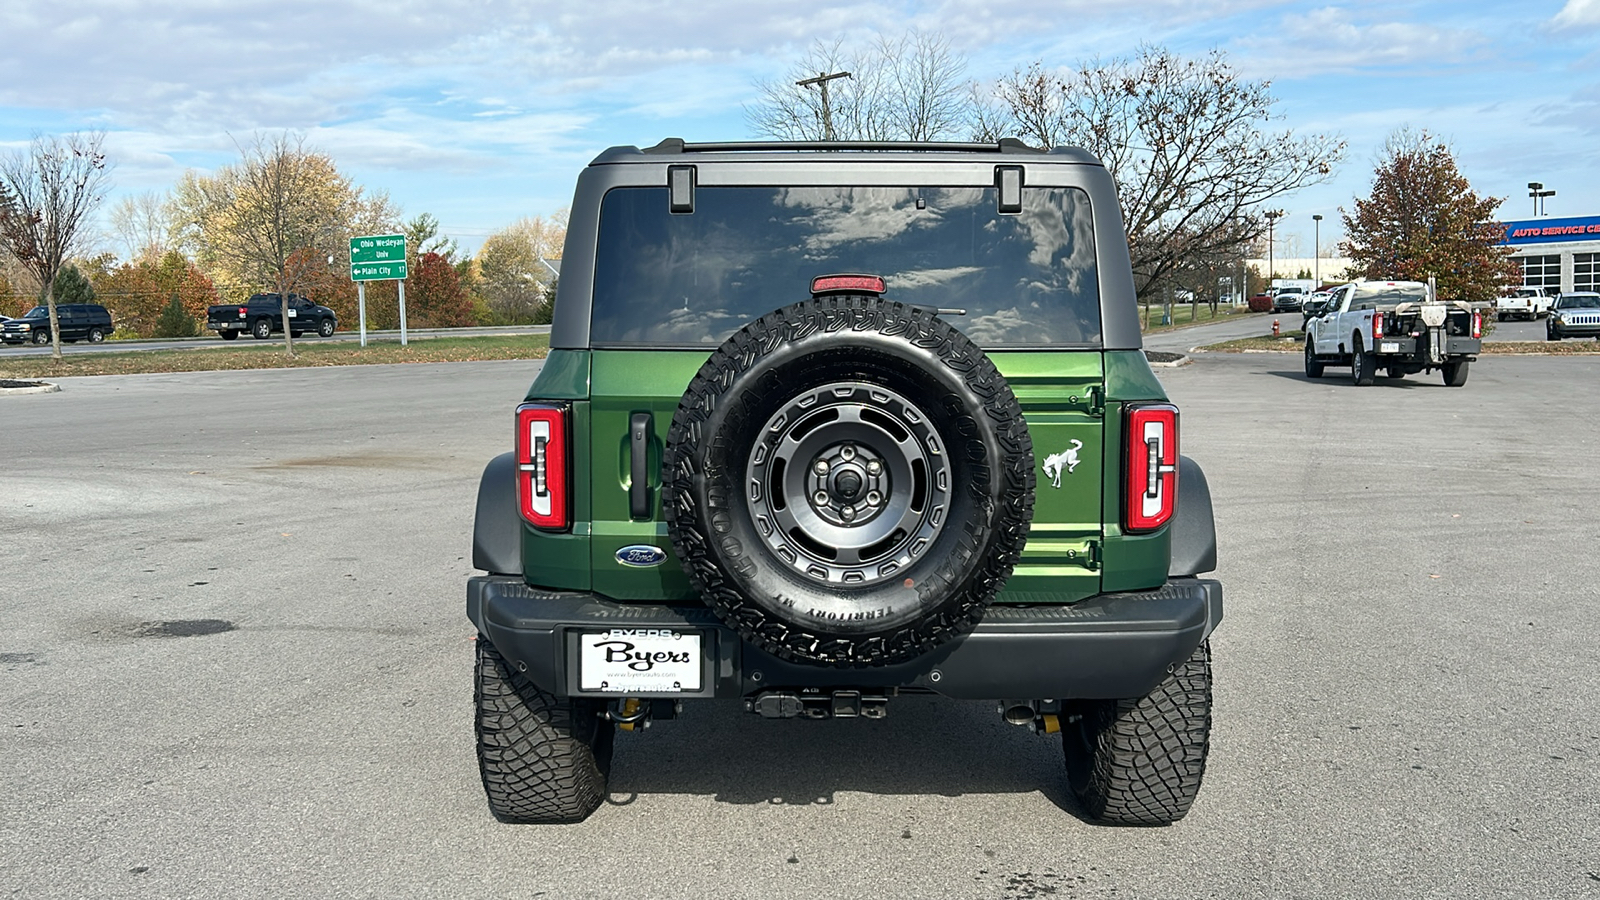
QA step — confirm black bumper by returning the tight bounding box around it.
[467,576,1222,701]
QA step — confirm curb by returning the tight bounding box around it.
[0,380,61,395]
[1144,351,1192,367]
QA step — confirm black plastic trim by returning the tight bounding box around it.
[629,412,652,520]
[468,576,1221,701]
[1168,456,1218,577]
[471,452,522,575]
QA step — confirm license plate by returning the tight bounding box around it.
[578,630,701,693]
[1380,342,1399,353]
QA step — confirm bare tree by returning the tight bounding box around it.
[0,132,111,359]
[108,190,170,262]
[174,133,352,356]
[990,47,1344,302]
[746,31,973,141]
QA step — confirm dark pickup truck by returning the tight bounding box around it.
[208,293,337,340]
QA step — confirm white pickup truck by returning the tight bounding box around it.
[1495,286,1553,321]
[1304,280,1483,387]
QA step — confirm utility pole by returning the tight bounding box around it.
[1265,210,1283,287]
[797,71,851,141]
[1312,214,1323,286]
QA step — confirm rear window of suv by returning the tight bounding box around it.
[589,185,1101,348]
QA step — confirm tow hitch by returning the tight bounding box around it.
[746,689,890,719]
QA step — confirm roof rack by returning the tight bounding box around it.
[640,138,1046,155]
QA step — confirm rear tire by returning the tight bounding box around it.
[1351,336,1375,386]
[1442,360,1469,387]
[87,328,104,343]
[219,330,239,341]
[1064,639,1213,825]
[474,637,612,823]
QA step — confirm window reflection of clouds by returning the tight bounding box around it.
[591,185,1100,346]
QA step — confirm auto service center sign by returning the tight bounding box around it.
[1500,215,1600,246]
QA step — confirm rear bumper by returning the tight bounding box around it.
[1370,335,1480,357]
[467,576,1222,701]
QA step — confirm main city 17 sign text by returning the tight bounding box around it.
[350,234,408,281]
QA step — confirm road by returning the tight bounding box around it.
[3,355,1598,899]
[0,324,550,357]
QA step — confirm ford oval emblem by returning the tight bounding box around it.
[615,544,668,568]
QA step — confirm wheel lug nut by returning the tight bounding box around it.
[840,445,856,461]
[813,459,829,474]
[841,507,855,521]
[866,460,881,475]
[814,491,829,506]
[867,491,881,505]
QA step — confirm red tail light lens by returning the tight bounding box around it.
[1125,403,1178,533]
[810,274,886,295]
[1372,310,1384,342]
[515,403,569,530]
[1471,311,1482,339]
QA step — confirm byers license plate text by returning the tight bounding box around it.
[579,630,702,693]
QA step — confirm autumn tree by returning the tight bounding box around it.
[0,131,111,359]
[1340,129,1516,301]
[747,31,974,141]
[477,214,565,325]
[989,47,1344,303]
[93,250,219,337]
[168,133,392,356]
[408,251,474,327]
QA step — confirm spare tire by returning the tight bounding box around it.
[662,296,1034,667]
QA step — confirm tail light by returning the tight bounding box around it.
[515,403,569,530]
[1372,310,1384,341]
[238,306,247,317]
[1125,403,1178,533]
[1471,311,1482,339]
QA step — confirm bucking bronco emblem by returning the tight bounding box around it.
[1042,440,1083,488]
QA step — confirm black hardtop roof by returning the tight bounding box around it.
[591,138,1103,166]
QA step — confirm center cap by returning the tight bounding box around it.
[834,469,863,500]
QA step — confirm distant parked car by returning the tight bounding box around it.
[1300,291,1334,331]
[0,304,114,345]
[1271,286,1306,312]
[1496,286,1554,321]
[207,293,337,340]
[1546,293,1600,341]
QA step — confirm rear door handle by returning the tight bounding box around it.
[629,412,652,520]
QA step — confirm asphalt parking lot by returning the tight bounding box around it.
[3,354,1598,899]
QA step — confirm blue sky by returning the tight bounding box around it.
[1,0,1596,257]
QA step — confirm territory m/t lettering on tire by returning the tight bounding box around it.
[662,296,1035,668]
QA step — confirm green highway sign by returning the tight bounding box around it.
[349,234,407,281]
[351,261,408,281]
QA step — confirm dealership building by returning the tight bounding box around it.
[1500,215,1600,293]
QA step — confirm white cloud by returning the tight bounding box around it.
[1244,7,1492,74]
[1553,0,1600,27]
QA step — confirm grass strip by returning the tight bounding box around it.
[0,334,550,378]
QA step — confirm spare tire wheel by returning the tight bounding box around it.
[662,296,1035,667]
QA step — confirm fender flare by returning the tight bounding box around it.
[471,451,522,575]
[1169,455,1218,577]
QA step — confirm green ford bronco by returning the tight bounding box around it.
[467,139,1222,825]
